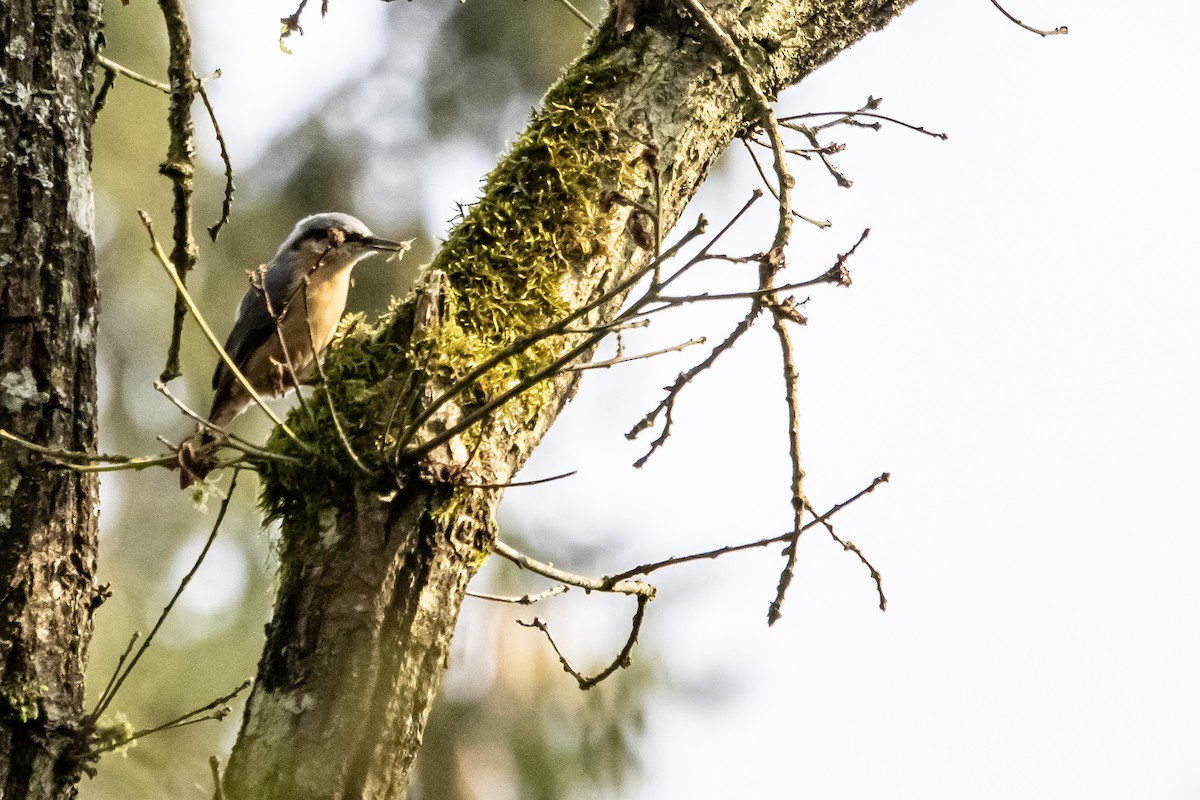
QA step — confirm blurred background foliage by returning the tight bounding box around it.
[85,1,667,797]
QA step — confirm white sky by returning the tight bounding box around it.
[189,0,1200,797]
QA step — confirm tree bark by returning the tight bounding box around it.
[226,1,916,797]
[0,1,103,798]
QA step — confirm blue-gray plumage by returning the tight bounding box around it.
[206,212,407,429]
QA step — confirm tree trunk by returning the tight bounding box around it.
[226,1,916,797]
[0,1,103,798]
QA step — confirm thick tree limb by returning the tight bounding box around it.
[225,1,917,797]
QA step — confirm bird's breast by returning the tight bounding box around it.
[303,269,353,353]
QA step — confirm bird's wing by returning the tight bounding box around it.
[211,265,303,391]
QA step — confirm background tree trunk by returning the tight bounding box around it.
[0,1,104,798]
[225,1,916,798]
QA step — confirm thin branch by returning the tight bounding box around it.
[566,337,706,372]
[91,65,117,121]
[91,632,139,719]
[94,54,171,93]
[87,680,252,758]
[126,679,251,741]
[153,380,300,463]
[626,303,762,467]
[657,228,866,307]
[464,469,578,490]
[779,121,853,188]
[765,302,807,626]
[210,756,225,800]
[91,471,242,721]
[468,585,569,605]
[139,210,305,445]
[518,593,650,689]
[553,0,596,29]
[782,109,950,140]
[493,540,654,598]
[559,318,651,336]
[739,138,830,229]
[986,0,1068,37]
[0,428,169,468]
[197,78,236,242]
[94,47,234,243]
[602,472,890,585]
[52,455,192,474]
[157,0,199,383]
[805,499,886,611]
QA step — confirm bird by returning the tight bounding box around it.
[179,212,408,486]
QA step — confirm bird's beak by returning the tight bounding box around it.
[360,236,409,253]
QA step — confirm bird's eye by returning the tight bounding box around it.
[293,229,331,251]
[329,227,347,247]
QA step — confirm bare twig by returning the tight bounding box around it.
[91,632,139,719]
[602,473,890,585]
[87,680,252,758]
[774,121,853,188]
[50,455,185,474]
[805,499,886,610]
[91,471,242,721]
[626,303,761,467]
[197,78,236,242]
[518,593,650,689]
[464,469,578,490]
[128,679,251,741]
[0,428,170,468]
[210,756,225,800]
[152,381,299,463]
[91,65,117,121]
[407,190,766,463]
[765,304,806,626]
[468,585,569,605]
[94,54,171,93]
[567,337,706,372]
[157,0,199,383]
[553,0,596,28]
[493,540,654,598]
[94,46,234,243]
[781,109,948,140]
[740,138,830,229]
[986,0,1068,37]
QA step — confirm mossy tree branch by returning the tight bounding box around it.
[225,1,917,797]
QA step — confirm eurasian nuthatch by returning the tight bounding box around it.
[207,212,407,429]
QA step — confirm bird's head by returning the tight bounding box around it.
[275,212,408,276]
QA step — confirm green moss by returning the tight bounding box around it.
[258,58,640,538]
